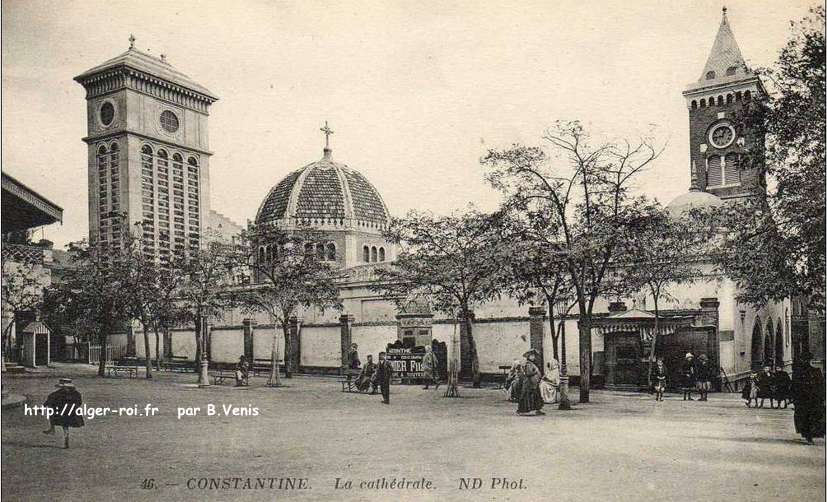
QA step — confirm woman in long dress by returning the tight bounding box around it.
[539,359,560,404]
[517,349,544,415]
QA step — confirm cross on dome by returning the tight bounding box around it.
[128,34,136,49]
[320,121,334,149]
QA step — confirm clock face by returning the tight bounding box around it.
[99,102,114,126]
[709,123,735,149]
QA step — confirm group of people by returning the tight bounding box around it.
[346,343,440,405]
[741,364,792,409]
[504,349,561,416]
[678,352,715,401]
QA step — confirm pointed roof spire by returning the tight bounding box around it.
[685,7,754,92]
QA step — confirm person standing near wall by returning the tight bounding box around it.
[375,352,393,405]
[421,345,440,390]
[517,349,544,416]
[791,351,825,445]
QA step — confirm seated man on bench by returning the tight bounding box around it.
[235,355,250,386]
[355,354,376,393]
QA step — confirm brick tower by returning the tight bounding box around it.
[682,8,766,201]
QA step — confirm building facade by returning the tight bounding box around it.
[74,38,218,263]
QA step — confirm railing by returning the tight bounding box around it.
[1,244,46,264]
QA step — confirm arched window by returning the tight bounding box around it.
[764,319,774,366]
[700,98,706,108]
[188,157,198,166]
[110,142,119,152]
[363,245,370,262]
[172,153,183,163]
[726,66,737,76]
[378,247,385,262]
[750,322,763,370]
[707,156,722,187]
[141,145,153,155]
[98,145,108,155]
[726,94,733,104]
[258,246,265,263]
[744,90,751,101]
[305,243,314,254]
[691,100,697,110]
[326,243,336,261]
[705,70,716,80]
[371,246,377,263]
[316,243,325,259]
[717,96,724,106]
[724,153,740,185]
[157,149,168,159]
[775,318,784,365]
[735,91,742,101]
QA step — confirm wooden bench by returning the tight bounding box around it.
[105,364,138,378]
[160,356,196,373]
[251,359,283,376]
[211,368,244,386]
[339,368,362,393]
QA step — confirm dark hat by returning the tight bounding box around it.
[523,348,540,359]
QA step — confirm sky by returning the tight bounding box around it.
[1,0,817,248]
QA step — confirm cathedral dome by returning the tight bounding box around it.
[255,148,390,231]
[666,189,724,218]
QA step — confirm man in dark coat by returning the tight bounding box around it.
[757,364,774,409]
[772,364,791,409]
[791,352,825,444]
[43,378,84,449]
[355,354,376,393]
[694,354,713,401]
[375,352,393,404]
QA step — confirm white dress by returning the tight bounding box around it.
[539,362,560,404]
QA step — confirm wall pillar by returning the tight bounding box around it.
[242,318,255,363]
[126,325,136,357]
[529,306,546,371]
[700,297,721,375]
[459,311,475,379]
[289,316,302,373]
[340,314,355,369]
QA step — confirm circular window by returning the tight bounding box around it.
[160,110,179,133]
[99,102,115,126]
[709,123,735,149]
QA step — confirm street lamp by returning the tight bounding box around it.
[554,297,573,410]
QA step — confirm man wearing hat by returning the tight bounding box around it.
[791,351,825,444]
[516,349,544,416]
[43,378,84,449]
[681,353,696,401]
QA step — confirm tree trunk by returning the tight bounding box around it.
[194,316,202,365]
[141,321,153,379]
[153,322,161,372]
[646,296,660,390]
[283,322,292,378]
[97,322,108,377]
[578,316,591,403]
[465,316,481,388]
[548,303,559,361]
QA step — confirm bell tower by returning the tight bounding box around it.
[682,8,766,201]
[74,36,218,262]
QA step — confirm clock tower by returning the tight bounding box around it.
[682,8,766,201]
[74,36,218,263]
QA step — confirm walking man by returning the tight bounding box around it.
[43,378,84,449]
[421,345,440,390]
[376,352,393,404]
[681,353,696,401]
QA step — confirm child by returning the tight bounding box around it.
[742,371,759,408]
[653,358,668,401]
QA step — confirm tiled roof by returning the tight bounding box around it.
[685,9,754,93]
[74,47,217,100]
[255,151,388,226]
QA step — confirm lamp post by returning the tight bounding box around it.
[197,318,211,387]
[555,297,573,410]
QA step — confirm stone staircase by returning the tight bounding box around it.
[2,362,27,374]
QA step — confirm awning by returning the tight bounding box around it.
[20,321,50,335]
[1,173,63,234]
[591,313,695,341]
